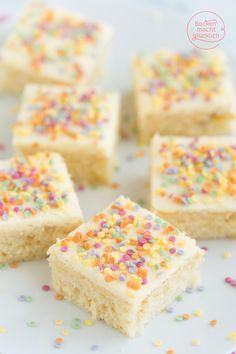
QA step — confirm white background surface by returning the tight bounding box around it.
[0,1,236,354]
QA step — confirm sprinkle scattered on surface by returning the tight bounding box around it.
[228,332,236,341]
[191,339,201,346]
[55,293,64,301]
[153,339,163,347]
[223,251,232,259]
[209,319,218,326]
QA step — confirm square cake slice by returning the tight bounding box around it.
[132,49,235,143]
[48,196,204,336]
[13,84,120,185]
[150,135,236,239]
[0,152,83,263]
[0,1,112,93]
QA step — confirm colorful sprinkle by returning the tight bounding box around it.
[0,153,70,221]
[134,50,225,110]
[209,319,218,326]
[42,284,50,291]
[191,339,201,346]
[71,318,81,330]
[55,196,191,293]
[55,293,64,301]
[228,332,236,341]
[153,339,163,347]
[84,319,93,327]
[223,251,232,259]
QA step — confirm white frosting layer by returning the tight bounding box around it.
[151,135,236,212]
[48,196,203,305]
[13,84,120,156]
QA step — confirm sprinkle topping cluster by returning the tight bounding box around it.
[134,50,225,110]
[15,89,110,141]
[156,138,236,206]
[58,197,190,293]
[0,153,69,221]
[5,2,107,80]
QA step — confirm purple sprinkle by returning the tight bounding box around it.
[186,287,193,294]
[166,306,174,313]
[90,344,99,351]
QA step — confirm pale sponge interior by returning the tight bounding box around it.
[48,249,203,336]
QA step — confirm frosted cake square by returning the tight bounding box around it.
[0,152,83,263]
[150,135,236,239]
[132,50,235,143]
[48,196,204,336]
[0,1,112,93]
[13,84,120,185]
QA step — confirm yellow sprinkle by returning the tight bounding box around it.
[153,339,163,347]
[0,326,6,333]
[127,290,136,298]
[191,339,201,346]
[194,309,203,317]
[61,329,69,336]
[223,251,232,259]
[54,320,63,326]
[84,319,93,327]
[228,332,236,340]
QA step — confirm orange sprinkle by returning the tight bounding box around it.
[167,350,175,354]
[137,268,147,278]
[183,313,190,320]
[55,293,64,301]
[111,182,119,189]
[9,261,19,269]
[55,337,64,344]
[127,280,141,290]
[210,319,218,326]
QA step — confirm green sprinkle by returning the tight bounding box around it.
[27,321,37,327]
[0,263,8,270]
[176,295,183,302]
[175,315,183,321]
[71,318,81,330]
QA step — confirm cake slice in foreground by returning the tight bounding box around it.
[48,196,204,336]
[0,152,83,262]
[150,135,236,239]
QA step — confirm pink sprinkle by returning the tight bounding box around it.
[94,243,101,249]
[42,284,50,291]
[168,236,176,242]
[0,14,8,23]
[0,143,5,151]
[123,254,130,261]
[60,246,68,252]
[145,222,152,229]
[78,184,85,191]
[201,246,208,252]
[139,238,146,245]
[169,247,176,254]
[142,278,148,285]
[224,277,232,284]
[231,280,236,287]
[111,265,119,271]
[118,210,126,216]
